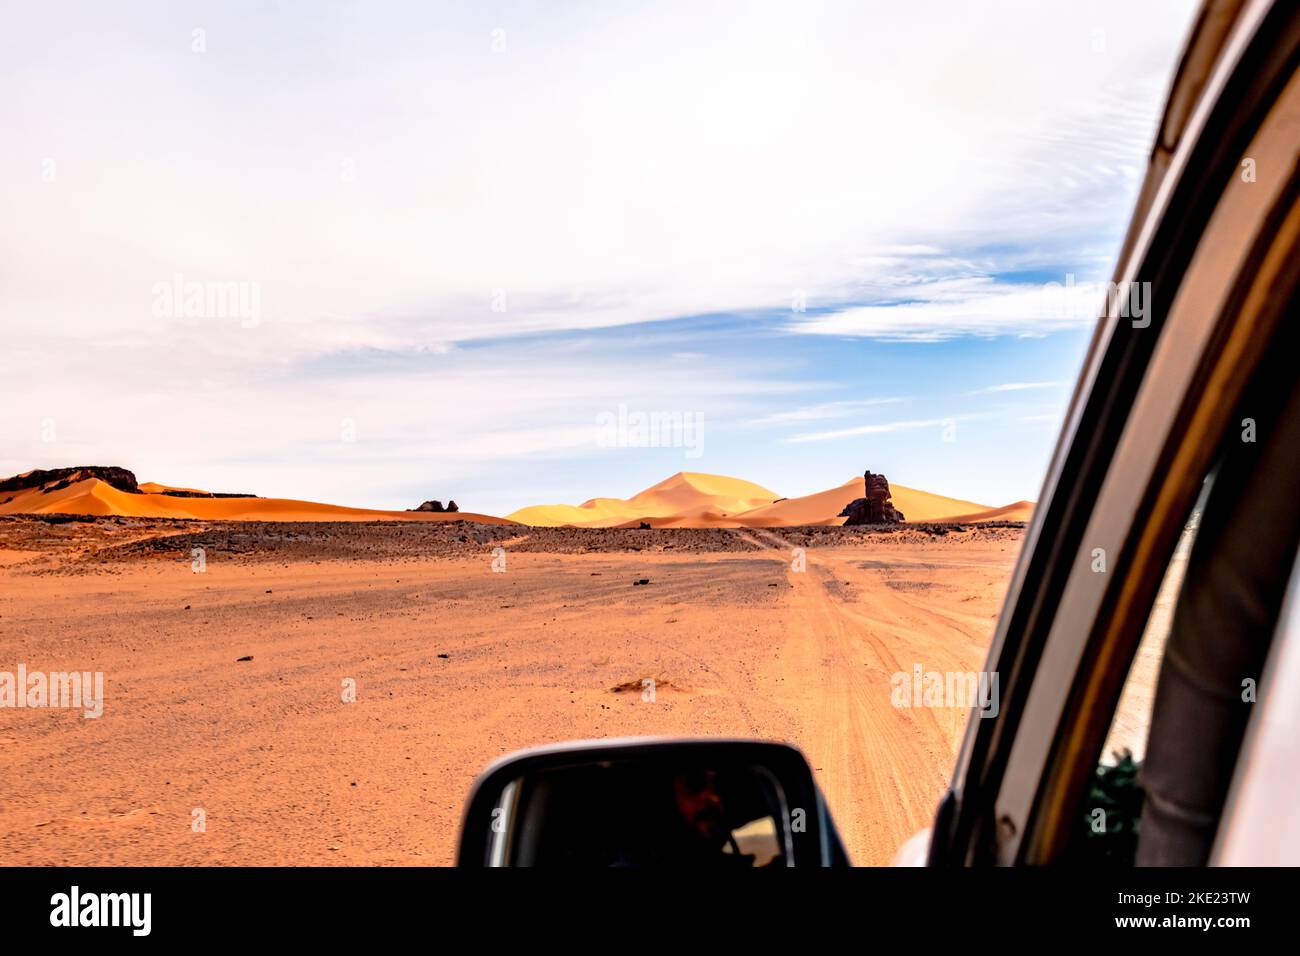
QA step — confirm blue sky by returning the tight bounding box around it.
[0,0,1198,514]
[441,315,1094,508]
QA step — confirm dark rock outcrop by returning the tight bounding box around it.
[0,466,256,498]
[445,500,459,513]
[840,470,905,525]
[0,466,142,495]
[411,500,446,513]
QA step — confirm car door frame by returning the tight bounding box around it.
[926,0,1300,866]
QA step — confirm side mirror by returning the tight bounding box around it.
[457,737,847,867]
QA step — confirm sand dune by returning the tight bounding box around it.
[0,477,512,524]
[508,472,779,527]
[939,500,1036,523]
[728,477,868,527]
[736,478,1010,526]
[3,466,1031,527]
[137,481,214,495]
[627,472,778,514]
[508,471,1031,528]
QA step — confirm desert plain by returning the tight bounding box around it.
[0,514,1025,866]
[0,467,1042,866]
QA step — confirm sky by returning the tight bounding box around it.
[0,0,1200,514]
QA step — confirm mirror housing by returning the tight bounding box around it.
[457,737,847,867]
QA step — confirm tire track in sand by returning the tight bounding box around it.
[733,528,979,865]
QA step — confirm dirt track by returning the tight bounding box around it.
[0,518,1021,865]
[736,527,1006,862]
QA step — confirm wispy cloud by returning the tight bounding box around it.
[786,275,1119,342]
[785,416,969,444]
[748,397,905,426]
[965,381,1067,396]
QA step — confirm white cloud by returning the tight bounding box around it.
[787,274,1131,341]
[2,0,1197,351]
[786,416,973,444]
[0,0,1198,506]
[748,398,906,426]
[966,381,1068,396]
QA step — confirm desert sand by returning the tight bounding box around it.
[2,467,1033,531]
[0,473,508,524]
[0,515,1024,866]
[508,471,1032,528]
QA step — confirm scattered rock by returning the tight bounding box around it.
[236,655,253,662]
[0,514,1024,571]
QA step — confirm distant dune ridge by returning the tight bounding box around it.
[0,466,509,524]
[0,465,1032,526]
[506,471,1033,528]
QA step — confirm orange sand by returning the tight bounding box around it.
[2,469,1032,528]
[508,472,1032,528]
[0,478,511,524]
[0,527,1022,865]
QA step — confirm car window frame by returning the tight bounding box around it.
[929,0,1300,866]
